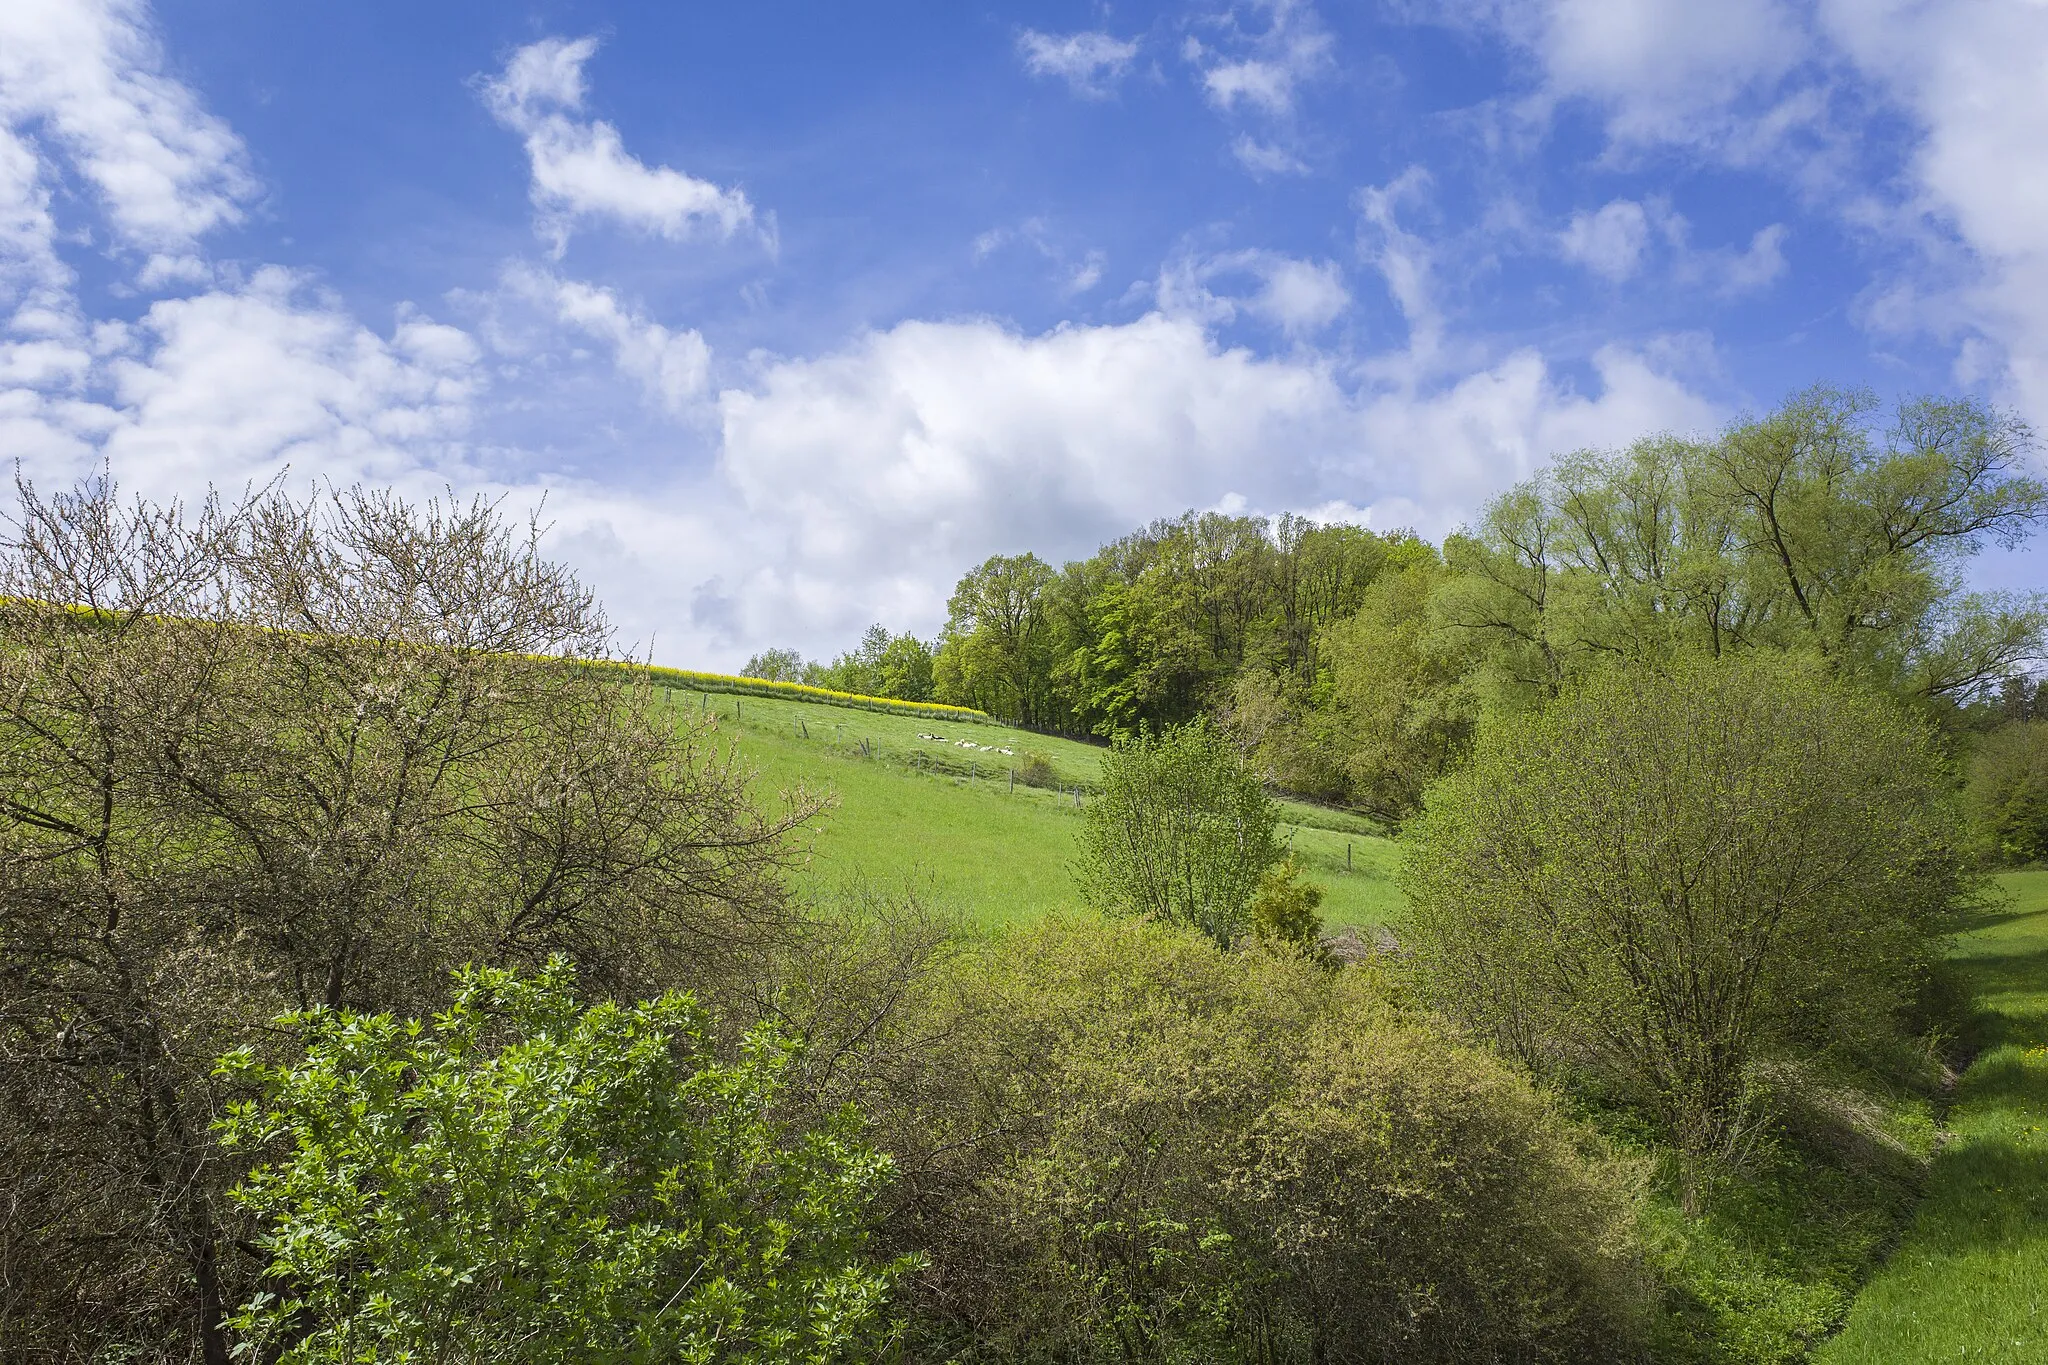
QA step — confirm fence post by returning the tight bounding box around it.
[1009,768,1015,794]
[1347,842,1353,872]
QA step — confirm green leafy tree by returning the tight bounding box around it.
[742,646,807,682]
[1434,390,2047,713]
[1074,719,1282,947]
[1966,720,2048,863]
[1402,655,1966,1203]
[875,632,936,701]
[933,553,1059,723]
[218,960,911,1365]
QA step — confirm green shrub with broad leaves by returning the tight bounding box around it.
[216,960,913,1365]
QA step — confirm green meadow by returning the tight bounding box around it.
[656,685,1404,931]
[1816,870,2048,1363]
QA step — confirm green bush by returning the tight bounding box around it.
[875,917,1652,1364]
[1248,852,1326,952]
[217,961,911,1364]
[1074,719,1282,947]
[1402,655,1964,1197]
[1014,748,1060,788]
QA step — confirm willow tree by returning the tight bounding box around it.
[1432,388,2047,711]
[0,476,821,1363]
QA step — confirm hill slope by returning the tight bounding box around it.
[652,684,1404,930]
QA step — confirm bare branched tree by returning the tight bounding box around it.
[0,474,824,1363]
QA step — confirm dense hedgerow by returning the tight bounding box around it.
[868,916,1653,1364]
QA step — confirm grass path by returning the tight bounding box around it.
[1815,870,2048,1363]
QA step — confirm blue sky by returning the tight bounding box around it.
[3,1,2044,665]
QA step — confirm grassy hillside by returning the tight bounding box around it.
[652,684,1404,930]
[1814,870,2048,1363]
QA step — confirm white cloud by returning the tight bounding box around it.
[1714,223,1789,294]
[1016,29,1141,98]
[1157,249,1351,338]
[1232,136,1310,176]
[1483,0,1813,149]
[96,269,481,491]
[504,264,710,415]
[481,36,756,256]
[1188,1,1335,117]
[0,0,255,257]
[1559,199,1652,281]
[1815,0,2048,424]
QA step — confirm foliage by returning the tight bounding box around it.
[1013,748,1059,788]
[793,624,940,703]
[1247,853,1325,951]
[1964,720,2048,864]
[216,961,908,1365]
[742,645,807,681]
[0,477,819,1362]
[872,916,1653,1364]
[1437,390,2046,710]
[1074,719,1282,947]
[1402,655,1966,1197]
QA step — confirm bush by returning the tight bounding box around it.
[874,917,1652,1364]
[1074,719,1282,947]
[217,961,911,1364]
[1248,852,1326,951]
[1014,748,1060,788]
[1402,656,1965,1197]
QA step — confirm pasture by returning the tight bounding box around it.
[652,684,1405,930]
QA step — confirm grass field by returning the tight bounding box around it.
[1815,870,2048,1363]
[655,685,1405,930]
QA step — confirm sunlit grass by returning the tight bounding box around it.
[655,686,1404,930]
[1815,870,2048,1363]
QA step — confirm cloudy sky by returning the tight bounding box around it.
[2,1,2044,665]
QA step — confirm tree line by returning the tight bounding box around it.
[782,387,2047,821]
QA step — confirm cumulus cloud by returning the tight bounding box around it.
[0,0,255,259]
[1816,0,2048,423]
[1016,29,1141,98]
[481,36,756,256]
[504,264,710,414]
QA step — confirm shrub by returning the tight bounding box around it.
[1402,656,1965,1199]
[217,961,911,1364]
[1074,719,1282,947]
[1014,749,1059,788]
[1248,852,1326,951]
[874,917,1652,1364]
